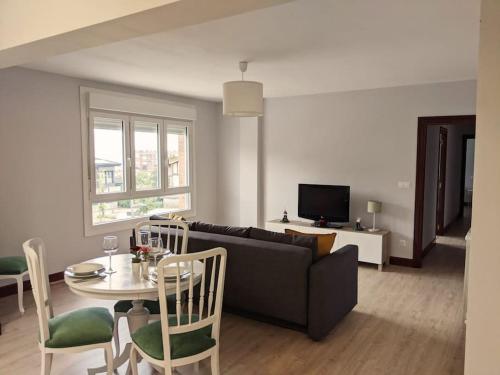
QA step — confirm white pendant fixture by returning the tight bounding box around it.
[223,61,263,117]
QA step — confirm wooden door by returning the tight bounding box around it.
[436,127,448,235]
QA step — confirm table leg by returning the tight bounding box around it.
[87,300,150,375]
[127,300,150,332]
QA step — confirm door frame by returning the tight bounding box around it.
[435,127,448,236]
[412,115,476,267]
[459,134,476,217]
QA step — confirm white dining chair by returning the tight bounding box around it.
[23,238,114,375]
[0,256,29,314]
[129,247,227,375]
[113,219,189,354]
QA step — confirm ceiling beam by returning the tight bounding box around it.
[0,0,293,69]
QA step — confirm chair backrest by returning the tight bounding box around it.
[156,247,227,360]
[135,220,189,255]
[22,238,54,344]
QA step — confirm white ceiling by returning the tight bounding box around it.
[23,0,480,100]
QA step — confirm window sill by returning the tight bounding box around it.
[84,209,195,237]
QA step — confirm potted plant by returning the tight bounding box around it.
[131,251,141,274]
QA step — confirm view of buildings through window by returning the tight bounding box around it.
[91,114,191,225]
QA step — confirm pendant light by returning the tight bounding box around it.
[223,61,263,117]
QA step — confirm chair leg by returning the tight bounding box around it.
[112,314,121,355]
[129,345,139,375]
[17,276,24,314]
[193,361,200,372]
[104,343,114,375]
[210,350,220,375]
[40,352,52,375]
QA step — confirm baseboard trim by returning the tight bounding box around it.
[389,256,419,268]
[422,239,436,258]
[0,271,64,298]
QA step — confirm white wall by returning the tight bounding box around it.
[216,111,241,225]
[216,111,262,227]
[0,67,218,278]
[239,117,261,227]
[465,0,500,372]
[217,80,476,259]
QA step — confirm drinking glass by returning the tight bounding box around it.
[139,230,150,246]
[103,235,119,274]
[148,237,164,270]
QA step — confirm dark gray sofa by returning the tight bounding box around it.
[156,221,358,340]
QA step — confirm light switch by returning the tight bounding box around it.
[398,181,411,189]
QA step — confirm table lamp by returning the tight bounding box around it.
[367,200,382,232]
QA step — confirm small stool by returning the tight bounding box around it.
[0,256,29,314]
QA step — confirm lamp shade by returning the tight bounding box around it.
[367,200,382,213]
[223,80,263,117]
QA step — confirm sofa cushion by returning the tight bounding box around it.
[192,222,250,238]
[285,229,336,258]
[249,228,318,260]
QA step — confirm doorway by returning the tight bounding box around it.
[412,115,476,267]
[436,127,448,236]
[459,135,475,217]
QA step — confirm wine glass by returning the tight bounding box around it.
[103,236,119,274]
[139,230,150,246]
[148,237,164,271]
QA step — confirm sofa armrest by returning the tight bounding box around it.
[307,245,358,340]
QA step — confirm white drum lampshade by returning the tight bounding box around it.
[367,200,382,232]
[223,61,263,117]
[223,80,263,117]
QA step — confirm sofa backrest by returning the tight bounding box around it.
[191,222,250,238]
[248,227,318,261]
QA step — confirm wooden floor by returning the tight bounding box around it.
[0,243,466,375]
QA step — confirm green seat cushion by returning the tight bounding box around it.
[114,295,177,315]
[131,314,215,360]
[45,307,114,348]
[0,256,28,275]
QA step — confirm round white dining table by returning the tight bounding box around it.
[64,253,203,374]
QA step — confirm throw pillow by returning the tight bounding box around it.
[284,229,336,258]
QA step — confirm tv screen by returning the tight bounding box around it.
[298,184,350,223]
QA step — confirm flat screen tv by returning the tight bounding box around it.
[298,184,350,223]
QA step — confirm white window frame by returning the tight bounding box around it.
[130,115,164,197]
[89,111,131,203]
[80,87,196,236]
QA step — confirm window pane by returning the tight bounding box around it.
[92,193,190,225]
[93,117,125,194]
[167,126,188,188]
[134,121,160,191]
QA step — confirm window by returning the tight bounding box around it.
[86,110,194,232]
[92,116,126,194]
[167,121,189,188]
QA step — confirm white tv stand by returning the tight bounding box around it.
[265,219,390,271]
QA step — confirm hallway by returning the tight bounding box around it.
[435,207,472,249]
